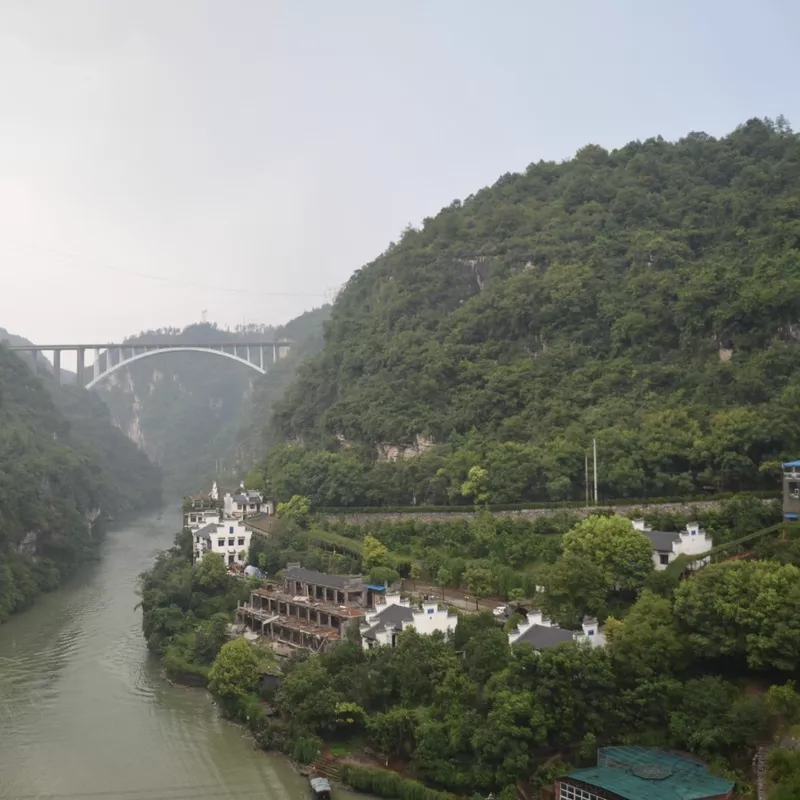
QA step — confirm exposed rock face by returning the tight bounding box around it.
[17,531,40,557]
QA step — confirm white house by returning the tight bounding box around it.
[632,519,712,571]
[193,518,252,567]
[223,484,274,519]
[508,610,605,651]
[360,592,458,650]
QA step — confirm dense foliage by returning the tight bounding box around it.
[138,536,257,682]
[254,117,800,506]
[96,309,328,495]
[0,343,160,622]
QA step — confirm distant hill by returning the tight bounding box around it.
[255,117,800,506]
[95,307,330,496]
[0,342,161,621]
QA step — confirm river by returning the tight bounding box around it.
[0,509,363,800]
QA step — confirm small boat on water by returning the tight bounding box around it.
[310,776,332,800]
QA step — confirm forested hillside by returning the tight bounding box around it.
[96,308,328,496]
[0,344,160,622]
[258,117,800,506]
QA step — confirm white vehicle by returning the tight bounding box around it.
[492,605,508,618]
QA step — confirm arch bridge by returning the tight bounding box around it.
[7,341,292,388]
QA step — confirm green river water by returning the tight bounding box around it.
[0,509,364,800]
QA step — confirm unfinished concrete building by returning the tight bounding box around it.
[236,564,366,653]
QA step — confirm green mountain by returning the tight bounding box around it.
[0,343,161,621]
[95,308,329,496]
[259,117,800,506]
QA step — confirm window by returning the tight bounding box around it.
[586,629,594,636]
[217,539,224,547]
[659,553,670,565]
[229,526,234,534]
[428,608,434,614]
[238,537,245,546]
[559,783,602,800]
[228,538,234,546]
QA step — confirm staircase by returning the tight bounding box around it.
[311,753,341,782]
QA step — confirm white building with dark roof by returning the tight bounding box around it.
[508,610,605,651]
[360,592,458,650]
[193,517,251,566]
[632,520,712,570]
[223,485,274,519]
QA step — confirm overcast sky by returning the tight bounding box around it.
[1,0,798,350]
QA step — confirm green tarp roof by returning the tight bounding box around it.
[565,747,733,800]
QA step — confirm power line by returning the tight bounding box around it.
[2,237,331,300]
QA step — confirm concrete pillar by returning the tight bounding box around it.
[76,348,85,387]
[272,344,277,363]
[53,350,61,385]
[93,348,100,381]
[259,346,264,370]
[246,345,251,365]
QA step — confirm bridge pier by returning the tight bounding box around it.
[93,348,100,382]
[76,348,85,387]
[53,350,61,385]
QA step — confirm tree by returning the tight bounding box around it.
[363,535,389,569]
[276,494,311,524]
[560,515,653,592]
[276,657,341,732]
[435,567,452,600]
[410,562,422,590]
[463,567,493,610]
[464,628,510,685]
[192,612,231,663]
[366,708,416,759]
[208,638,259,701]
[544,552,609,622]
[368,566,399,587]
[193,552,228,592]
[673,560,800,671]
[461,466,490,506]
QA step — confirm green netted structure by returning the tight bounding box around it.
[563,746,733,800]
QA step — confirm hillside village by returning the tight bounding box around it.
[160,474,800,800]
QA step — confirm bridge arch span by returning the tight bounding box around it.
[85,346,266,389]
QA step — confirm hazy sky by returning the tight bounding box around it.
[1,0,798,348]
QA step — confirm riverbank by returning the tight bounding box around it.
[0,509,372,800]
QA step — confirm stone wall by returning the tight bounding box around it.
[321,499,774,526]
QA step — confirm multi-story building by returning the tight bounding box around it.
[236,564,366,653]
[192,517,251,567]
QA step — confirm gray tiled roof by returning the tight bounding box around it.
[643,530,681,553]
[512,624,575,650]
[283,565,359,590]
[194,522,217,540]
[362,604,415,640]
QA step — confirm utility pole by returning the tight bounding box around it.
[585,454,589,507]
[593,438,598,505]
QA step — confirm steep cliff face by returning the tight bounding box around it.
[0,342,161,622]
[94,309,329,496]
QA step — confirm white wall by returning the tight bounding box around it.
[360,593,457,650]
[186,509,220,530]
[408,602,458,637]
[194,519,251,566]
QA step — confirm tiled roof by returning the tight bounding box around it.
[643,530,681,552]
[194,522,217,540]
[512,624,574,650]
[362,604,414,640]
[283,565,360,590]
